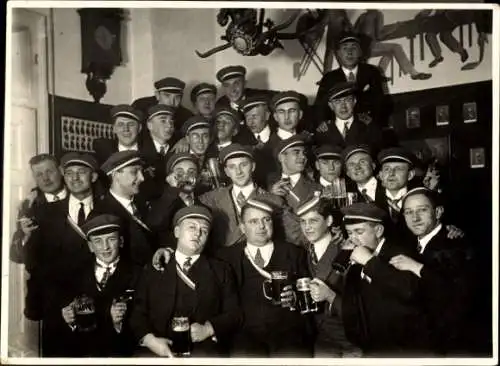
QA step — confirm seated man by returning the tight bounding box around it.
[130,206,242,357]
[191,82,217,120]
[296,196,361,357]
[59,214,142,357]
[216,198,313,357]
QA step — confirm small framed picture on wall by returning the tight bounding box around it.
[406,107,420,129]
[463,102,477,123]
[470,147,485,168]
[436,105,449,126]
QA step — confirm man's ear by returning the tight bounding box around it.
[154,91,160,102]
[435,206,444,221]
[239,222,246,236]
[315,161,320,171]
[408,168,415,181]
[146,119,153,132]
[326,215,334,227]
[91,172,99,184]
[352,96,357,107]
[375,223,385,238]
[251,161,256,173]
[119,236,124,248]
[298,109,304,121]
[273,111,279,122]
[59,167,65,176]
[87,240,94,253]
[174,225,180,239]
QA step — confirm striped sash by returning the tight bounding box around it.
[66,215,87,240]
[175,263,196,291]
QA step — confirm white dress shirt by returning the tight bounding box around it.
[110,190,134,215]
[281,172,301,188]
[254,125,271,143]
[95,257,119,283]
[386,187,408,209]
[357,176,378,202]
[246,242,274,267]
[276,128,295,140]
[312,233,332,262]
[44,188,68,202]
[152,138,169,155]
[232,183,255,211]
[175,250,200,268]
[68,194,93,223]
[335,116,354,136]
[418,223,442,254]
[342,65,358,81]
[118,143,139,152]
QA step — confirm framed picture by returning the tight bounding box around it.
[405,107,420,129]
[463,101,477,123]
[436,105,449,126]
[470,147,485,168]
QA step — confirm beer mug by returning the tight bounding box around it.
[171,317,191,357]
[207,157,222,188]
[296,277,318,314]
[263,271,292,307]
[73,294,97,332]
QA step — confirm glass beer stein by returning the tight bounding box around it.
[73,294,97,332]
[262,271,295,310]
[171,317,191,357]
[296,277,318,314]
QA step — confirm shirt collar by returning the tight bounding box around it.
[246,241,274,266]
[386,187,408,201]
[44,188,68,202]
[233,183,255,199]
[312,233,333,261]
[118,143,139,152]
[110,189,133,210]
[281,172,301,188]
[320,176,339,187]
[69,194,93,207]
[254,124,271,143]
[151,137,169,154]
[175,250,200,267]
[335,116,354,128]
[276,128,295,140]
[95,256,120,270]
[357,176,378,200]
[342,65,358,78]
[418,224,443,253]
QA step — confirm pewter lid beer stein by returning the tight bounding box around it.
[171,317,191,357]
[73,294,97,332]
[296,277,318,314]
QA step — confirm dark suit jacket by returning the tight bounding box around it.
[314,117,384,153]
[336,238,432,355]
[413,226,475,354]
[314,63,386,126]
[58,258,142,357]
[129,256,242,354]
[90,193,157,267]
[267,173,322,212]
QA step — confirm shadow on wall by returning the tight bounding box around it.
[247,68,270,90]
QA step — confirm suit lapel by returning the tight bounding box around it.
[191,257,218,320]
[290,175,312,206]
[160,260,178,330]
[313,239,340,280]
[346,120,364,144]
[221,187,244,244]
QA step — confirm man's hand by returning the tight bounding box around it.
[331,226,345,246]
[270,180,289,197]
[423,163,440,191]
[357,112,373,125]
[165,172,179,187]
[190,322,214,343]
[310,278,336,303]
[61,302,75,326]
[341,237,358,250]
[172,137,189,153]
[389,254,423,277]
[446,225,464,239]
[152,248,173,272]
[316,121,330,133]
[280,284,296,309]
[142,333,174,357]
[350,245,373,266]
[18,217,38,239]
[110,299,127,325]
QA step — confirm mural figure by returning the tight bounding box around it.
[354,10,431,80]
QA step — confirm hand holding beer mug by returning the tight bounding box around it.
[310,278,336,304]
[190,322,215,343]
[296,277,318,314]
[263,271,296,310]
[171,317,192,357]
[61,301,76,329]
[110,298,128,325]
[142,334,174,357]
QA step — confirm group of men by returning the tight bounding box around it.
[9,31,480,358]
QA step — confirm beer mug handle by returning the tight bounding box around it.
[262,279,273,301]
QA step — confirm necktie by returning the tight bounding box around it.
[182,257,192,273]
[309,243,318,266]
[130,200,141,219]
[387,198,401,221]
[343,121,349,139]
[236,191,246,209]
[347,71,356,83]
[77,202,86,226]
[159,146,166,156]
[53,194,60,202]
[360,188,372,203]
[417,240,423,254]
[100,266,112,289]
[254,249,265,268]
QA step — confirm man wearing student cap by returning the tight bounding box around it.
[91,150,157,267]
[328,202,433,356]
[22,152,101,355]
[58,214,142,357]
[93,104,144,166]
[314,31,386,127]
[390,187,475,355]
[148,152,204,247]
[216,197,313,357]
[268,134,321,212]
[130,205,242,357]
[131,76,194,134]
[295,196,361,357]
[191,82,217,119]
[182,115,221,194]
[314,81,383,151]
[196,143,299,250]
[215,65,261,114]
[139,104,178,201]
[213,106,251,150]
